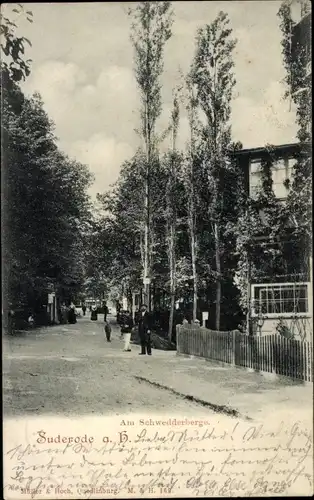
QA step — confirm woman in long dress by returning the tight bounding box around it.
[68,303,77,324]
[91,304,98,321]
[60,303,68,324]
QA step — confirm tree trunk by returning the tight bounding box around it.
[144,152,151,309]
[149,284,153,312]
[143,101,150,308]
[127,288,133,312]
[214,222,221,331]
[167,220,176,340]
[187,85,198,323]
[168,293,175,343]
[131,292,136,318]
[143,11,151,311]
[166,101,179,340]
[190,219,198,322]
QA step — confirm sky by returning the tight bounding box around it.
[7,1,298,199]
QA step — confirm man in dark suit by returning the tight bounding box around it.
[138,304,152,355]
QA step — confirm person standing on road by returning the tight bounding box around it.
[104,321,112,342]
[68,303,77,324]
[121,311,134,352]
[91,304,98,321]
[28,313,35,328]
[60,303,67,324]
[103,302,109,322]
[8,306,15,334]
[138,304,152,355]
[82,304,87,316]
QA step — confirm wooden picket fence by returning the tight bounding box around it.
[176,325,313,382]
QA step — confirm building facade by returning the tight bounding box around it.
[234,143,312,340]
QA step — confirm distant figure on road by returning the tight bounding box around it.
[82,304,87,316]
[8,307,15,334]
[60,303,68,324]
[103,302,109,322]
[104,321,112,342]
[28,313,35,328]
[137,304,152,356]
[121,311,134,352]
[68,303,77,324]
[91,304,98,321]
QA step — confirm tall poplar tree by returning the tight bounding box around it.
[191,12,237,330]
[164,92,180,338]
[181,75,202,322]
[129,1,173,308]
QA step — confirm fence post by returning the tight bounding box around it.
[176,324,181,354]
[232,330,236,366]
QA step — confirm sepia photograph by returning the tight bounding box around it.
[2,1,313,498]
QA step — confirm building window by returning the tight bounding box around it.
[252,283,309,316]
[249,160,262,197]
[249,157,295,200]
[272,158,294,199]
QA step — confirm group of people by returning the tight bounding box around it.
[59,300,152,355]
[60,302,92,324]
[60,303,77,324]
[6,308,34,332]
[90,303,109,321]
[60,302,109,324]
[102,304,153,355]
[122,304,152,355]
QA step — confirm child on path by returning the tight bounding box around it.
[104,321,111,342]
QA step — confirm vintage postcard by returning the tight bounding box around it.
[2,1,313,498]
